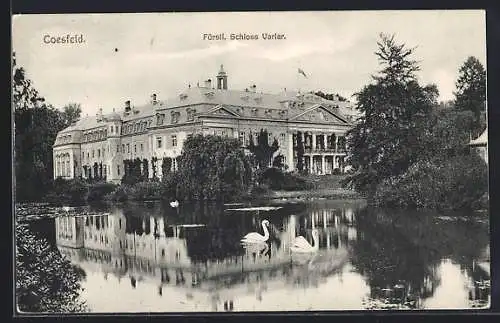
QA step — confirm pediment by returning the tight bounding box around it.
[206,105,240,118]
[289,104,349,124]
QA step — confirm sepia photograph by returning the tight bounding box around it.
[12,10,489,313]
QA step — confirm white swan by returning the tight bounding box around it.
[290,229,319,253]
[170,200,179,208]
[241,220,270,243]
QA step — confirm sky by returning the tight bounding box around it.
[12,10,486,117]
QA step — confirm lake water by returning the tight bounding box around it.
[22,199,490,312]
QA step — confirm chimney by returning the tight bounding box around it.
[125,100,131,112]
[151,93,157,105]
[204,79,212,88]
[250,84,257,93]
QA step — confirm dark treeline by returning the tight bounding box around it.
[342,33,488,211]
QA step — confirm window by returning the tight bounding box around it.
[87,152,90,159]
[92,150,95,158]
[187,108,196,121]
[171,135,177,147]
[116,145,119,153]
[280,133,286,145]
[82,152,85,159]
[122,144,125,152]
[98,149,100,157]
[115,126,118,133]
[127,144,130,153]
[157,137,163,149]
[141,143,143,151]
[171,111,180,124]
[117,165,120,176]
[110,126,113,133]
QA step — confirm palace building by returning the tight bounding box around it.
[52,65,360,183]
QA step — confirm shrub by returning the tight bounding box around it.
[106,185,129,202]
[373,154,488,211]
[16,223,88,312]
[127,181,164,200]
[86,182,118,202]
[45,178,88,203]
[259,167,315,191]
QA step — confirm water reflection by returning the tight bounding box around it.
[51,201,489,312]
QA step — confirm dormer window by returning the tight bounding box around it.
[180,93,188,101]
[186,108,196,121]
[251,108,258,116]
[157,113,165,126]
[171,111,180,124]
[264,109,272,117]
[204,91,215,98]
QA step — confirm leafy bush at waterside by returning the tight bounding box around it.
[259,167,315,191]
[16,223,88,313]
[175,135,253,201]
[45,178,88,203]
[372,154,488,211]
[126,181,165,201]
[86,182,118,202]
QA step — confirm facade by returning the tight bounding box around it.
[52,65,360,183]
[469,128,488,164]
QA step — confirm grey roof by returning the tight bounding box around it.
[59,86,357,133]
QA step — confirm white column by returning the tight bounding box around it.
[335,134,339,152]
[150,217,156,237]
[158,217,165,237]
[287,133,294,171]
[323,134,327,150]
[157,157,163,179]
[312,133,316,150]
[301,132,305,144]
[321,155,326,175]
[323,210,327,229]
[70,153,74,178]
[54,156,58,179]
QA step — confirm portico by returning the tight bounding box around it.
[289,130,348,174]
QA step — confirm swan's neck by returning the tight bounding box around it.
[312,234,319,250]
[262,223,269,239]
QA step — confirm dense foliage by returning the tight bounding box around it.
[342,35,487,211]
[247,129,280,169]
[14,53,82,202]
[453,56,487,138]
[176,135,253,201]
[16,223,87,312]
[259,167,315,191]
[372,154,488,210]
[343,34,438,195]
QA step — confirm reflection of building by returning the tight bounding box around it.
[52,65,360,182]
[55,207,359,311]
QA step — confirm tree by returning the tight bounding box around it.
[16,223,87,312]
[142,158,149,179]
[162,157,172,176]
[343,34,438,195]
[295,132,305,172]
[247,129,279,169]
[177,135,253,201]
[13,52,67,201]
[61,103,82,128]
[453,56,487,138]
